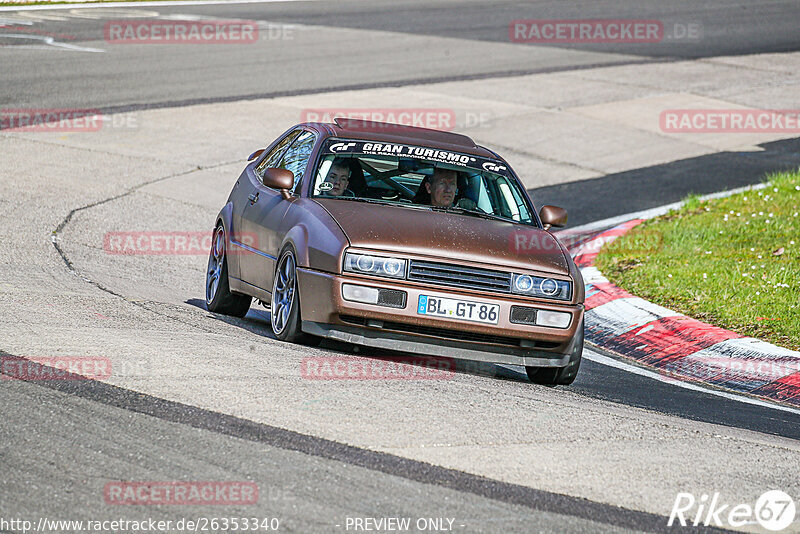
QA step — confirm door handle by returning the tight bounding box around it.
[248,193,259,204]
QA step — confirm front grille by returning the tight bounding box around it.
[383,321,519,346]
[407,260,511,293]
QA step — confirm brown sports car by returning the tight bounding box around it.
[206,118,585,384]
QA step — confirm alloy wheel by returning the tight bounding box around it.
[206,226,225,304]
[271,251,296,335]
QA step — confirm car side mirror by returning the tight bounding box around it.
[247,148,265,162]
[539,205,567,230]
[262,168,295,200]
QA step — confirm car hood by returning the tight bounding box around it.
[313,199,570,276]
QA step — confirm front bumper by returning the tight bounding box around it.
[296,268,584,367]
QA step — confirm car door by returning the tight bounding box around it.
[234,129,301,288]
[239,130,317,291]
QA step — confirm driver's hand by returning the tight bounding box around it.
[456,197,477,210]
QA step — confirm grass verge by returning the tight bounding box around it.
[595,170,800,351]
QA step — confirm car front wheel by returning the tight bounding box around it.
[270,247,317,345]
[526,319,583,386]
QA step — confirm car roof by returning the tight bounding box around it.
[304,117,499,160]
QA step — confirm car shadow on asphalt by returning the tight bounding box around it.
[186,298,529,383]
[531,136,800,228]
[186,298,277,339]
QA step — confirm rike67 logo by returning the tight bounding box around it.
[669,490,796,531]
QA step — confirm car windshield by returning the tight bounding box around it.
[310,140,535,225]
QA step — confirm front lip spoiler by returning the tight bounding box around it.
[301,321,571,368]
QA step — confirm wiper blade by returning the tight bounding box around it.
[326,197,434,210]
[325,197,396,206]
[429,205,506,222]
[320,197,511,222]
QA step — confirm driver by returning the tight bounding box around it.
[426,168,457,207]
[426,168,476,209]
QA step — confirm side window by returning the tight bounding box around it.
[278,131,316,192]
[255,130,301,179]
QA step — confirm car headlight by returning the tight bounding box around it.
[511,274,571,301]
[344,252,407,279]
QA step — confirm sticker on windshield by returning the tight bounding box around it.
[323,139,511,175]
[482,161,507,173]
[330,142,357,152]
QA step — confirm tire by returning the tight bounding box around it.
[270,246,318,345]
[526,319,583,385]
[206,224,252,317]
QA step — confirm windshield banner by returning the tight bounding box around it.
[324,139,511,176]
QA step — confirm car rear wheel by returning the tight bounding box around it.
[526,319,583,386]
[206,225,252,317]
[270,247,318,345]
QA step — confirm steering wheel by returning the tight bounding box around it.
[455,197,478,210]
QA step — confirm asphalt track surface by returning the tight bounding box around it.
[2,1,800,532]
[4,0,800,224]
[4,0,800,110]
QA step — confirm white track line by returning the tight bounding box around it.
[561,183,800,414]
[584,348,800,416]
[0,33,104,50]
[1,13,789,412]
[0,0,313,12]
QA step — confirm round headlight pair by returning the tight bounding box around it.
[345,253,406,279]
[356,255,402,276]
[514,275,559,296]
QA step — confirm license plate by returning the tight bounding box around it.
[417,295,499,325]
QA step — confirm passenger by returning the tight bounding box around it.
[321,158,352,197]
